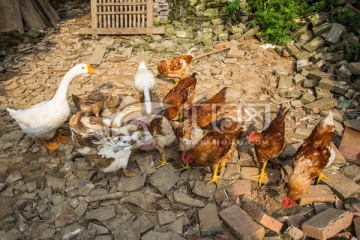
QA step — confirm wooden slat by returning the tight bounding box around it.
[36,0,60,29]
[119,0,123,27]
[19,0,47,30]
[106,0,111,28]
[80,26,165,35]
[111,0,115,28]
[123,0,129,28]
[146,0,153,27]
[97,11,146,15]
[91,0,97,29]
[141,0,145,27]
[99,0,103,28]
[96,2,146,6]
[0,0,24,33]
[30,0,50,26]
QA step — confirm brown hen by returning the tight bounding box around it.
[182,120,243,185]
[187,87,228,128]
[247,104,289,185]
[158,55,193,87]
[284,112,335,208]
[163,73,197,121]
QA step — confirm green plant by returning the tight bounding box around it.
[246,0,336,45]
[247,0,299,44]
[226,0,241,23]
[346,43,360,62]
[330,7,360,32]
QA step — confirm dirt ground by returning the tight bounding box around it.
[0,1,329,239]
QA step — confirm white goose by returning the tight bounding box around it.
[7,63,95,153]
[133,61,157,122]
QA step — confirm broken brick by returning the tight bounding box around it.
[302,36,325,52]
[355,217,360,238]
[321,169,360,199]
[300,92,315,104]
[302,208,353,240]
[198,203,222,236]
[339,127,360,164]
[283,226,304,240]
[225,180,251,196]
[219,205,265,240]
[318,79,350,95]
[277,75,292,89]
[304,97,337,114]
[241,197,283,233]
[325,23,345,44]
[299,185,335,206]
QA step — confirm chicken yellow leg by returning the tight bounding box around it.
[179,162,191,171]
[134,93,142,110]
[41,140,58,154]
[206,163,221,185]
[122,168,136,177]
[219,161,226,172]
[179,109,184,122]
[56,131,70,144]
[252,161,268,186]
[172,78,180,89]
[156,149,169,168]
[317,172,329,184]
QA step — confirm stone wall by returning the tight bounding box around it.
[153,0,170,25]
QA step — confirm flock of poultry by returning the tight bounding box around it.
[6,55,336,208]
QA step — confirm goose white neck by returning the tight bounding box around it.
[52,70,79,102]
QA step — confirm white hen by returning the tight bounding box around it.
[134,61,157,121]
[7,63,95,153]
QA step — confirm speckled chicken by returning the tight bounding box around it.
[182,119,243,184]
[284,112,335,208]
[247,105,289,185]
[148,113,176,168]
[157,55,193,87]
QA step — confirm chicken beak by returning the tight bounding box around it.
[87,64,96,74]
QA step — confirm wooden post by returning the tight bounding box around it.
[146,0,153,27]
[91,0,97,29]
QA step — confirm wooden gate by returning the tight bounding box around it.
[80,0,164,35]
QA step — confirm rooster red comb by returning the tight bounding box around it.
[247,131,255,141]
[283,196,295,208]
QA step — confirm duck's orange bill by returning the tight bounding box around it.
[87,64,96,74]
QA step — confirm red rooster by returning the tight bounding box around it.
[247,105,289,185]
[284,112,335,208]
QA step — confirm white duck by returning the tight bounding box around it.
[133,61,157,122]
[7,63,96,153]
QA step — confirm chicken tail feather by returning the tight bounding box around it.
[72,94,81,111]
[277,104,289,118]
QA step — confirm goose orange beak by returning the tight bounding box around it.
[87,64,96,74]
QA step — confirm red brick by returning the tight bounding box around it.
[354,217,360,238]
[299,185,336,206]
[219,205,265,240]
[241,196,283,233]
[302,208,353,239]
[339,127,360,163]
[225,180,251,196]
